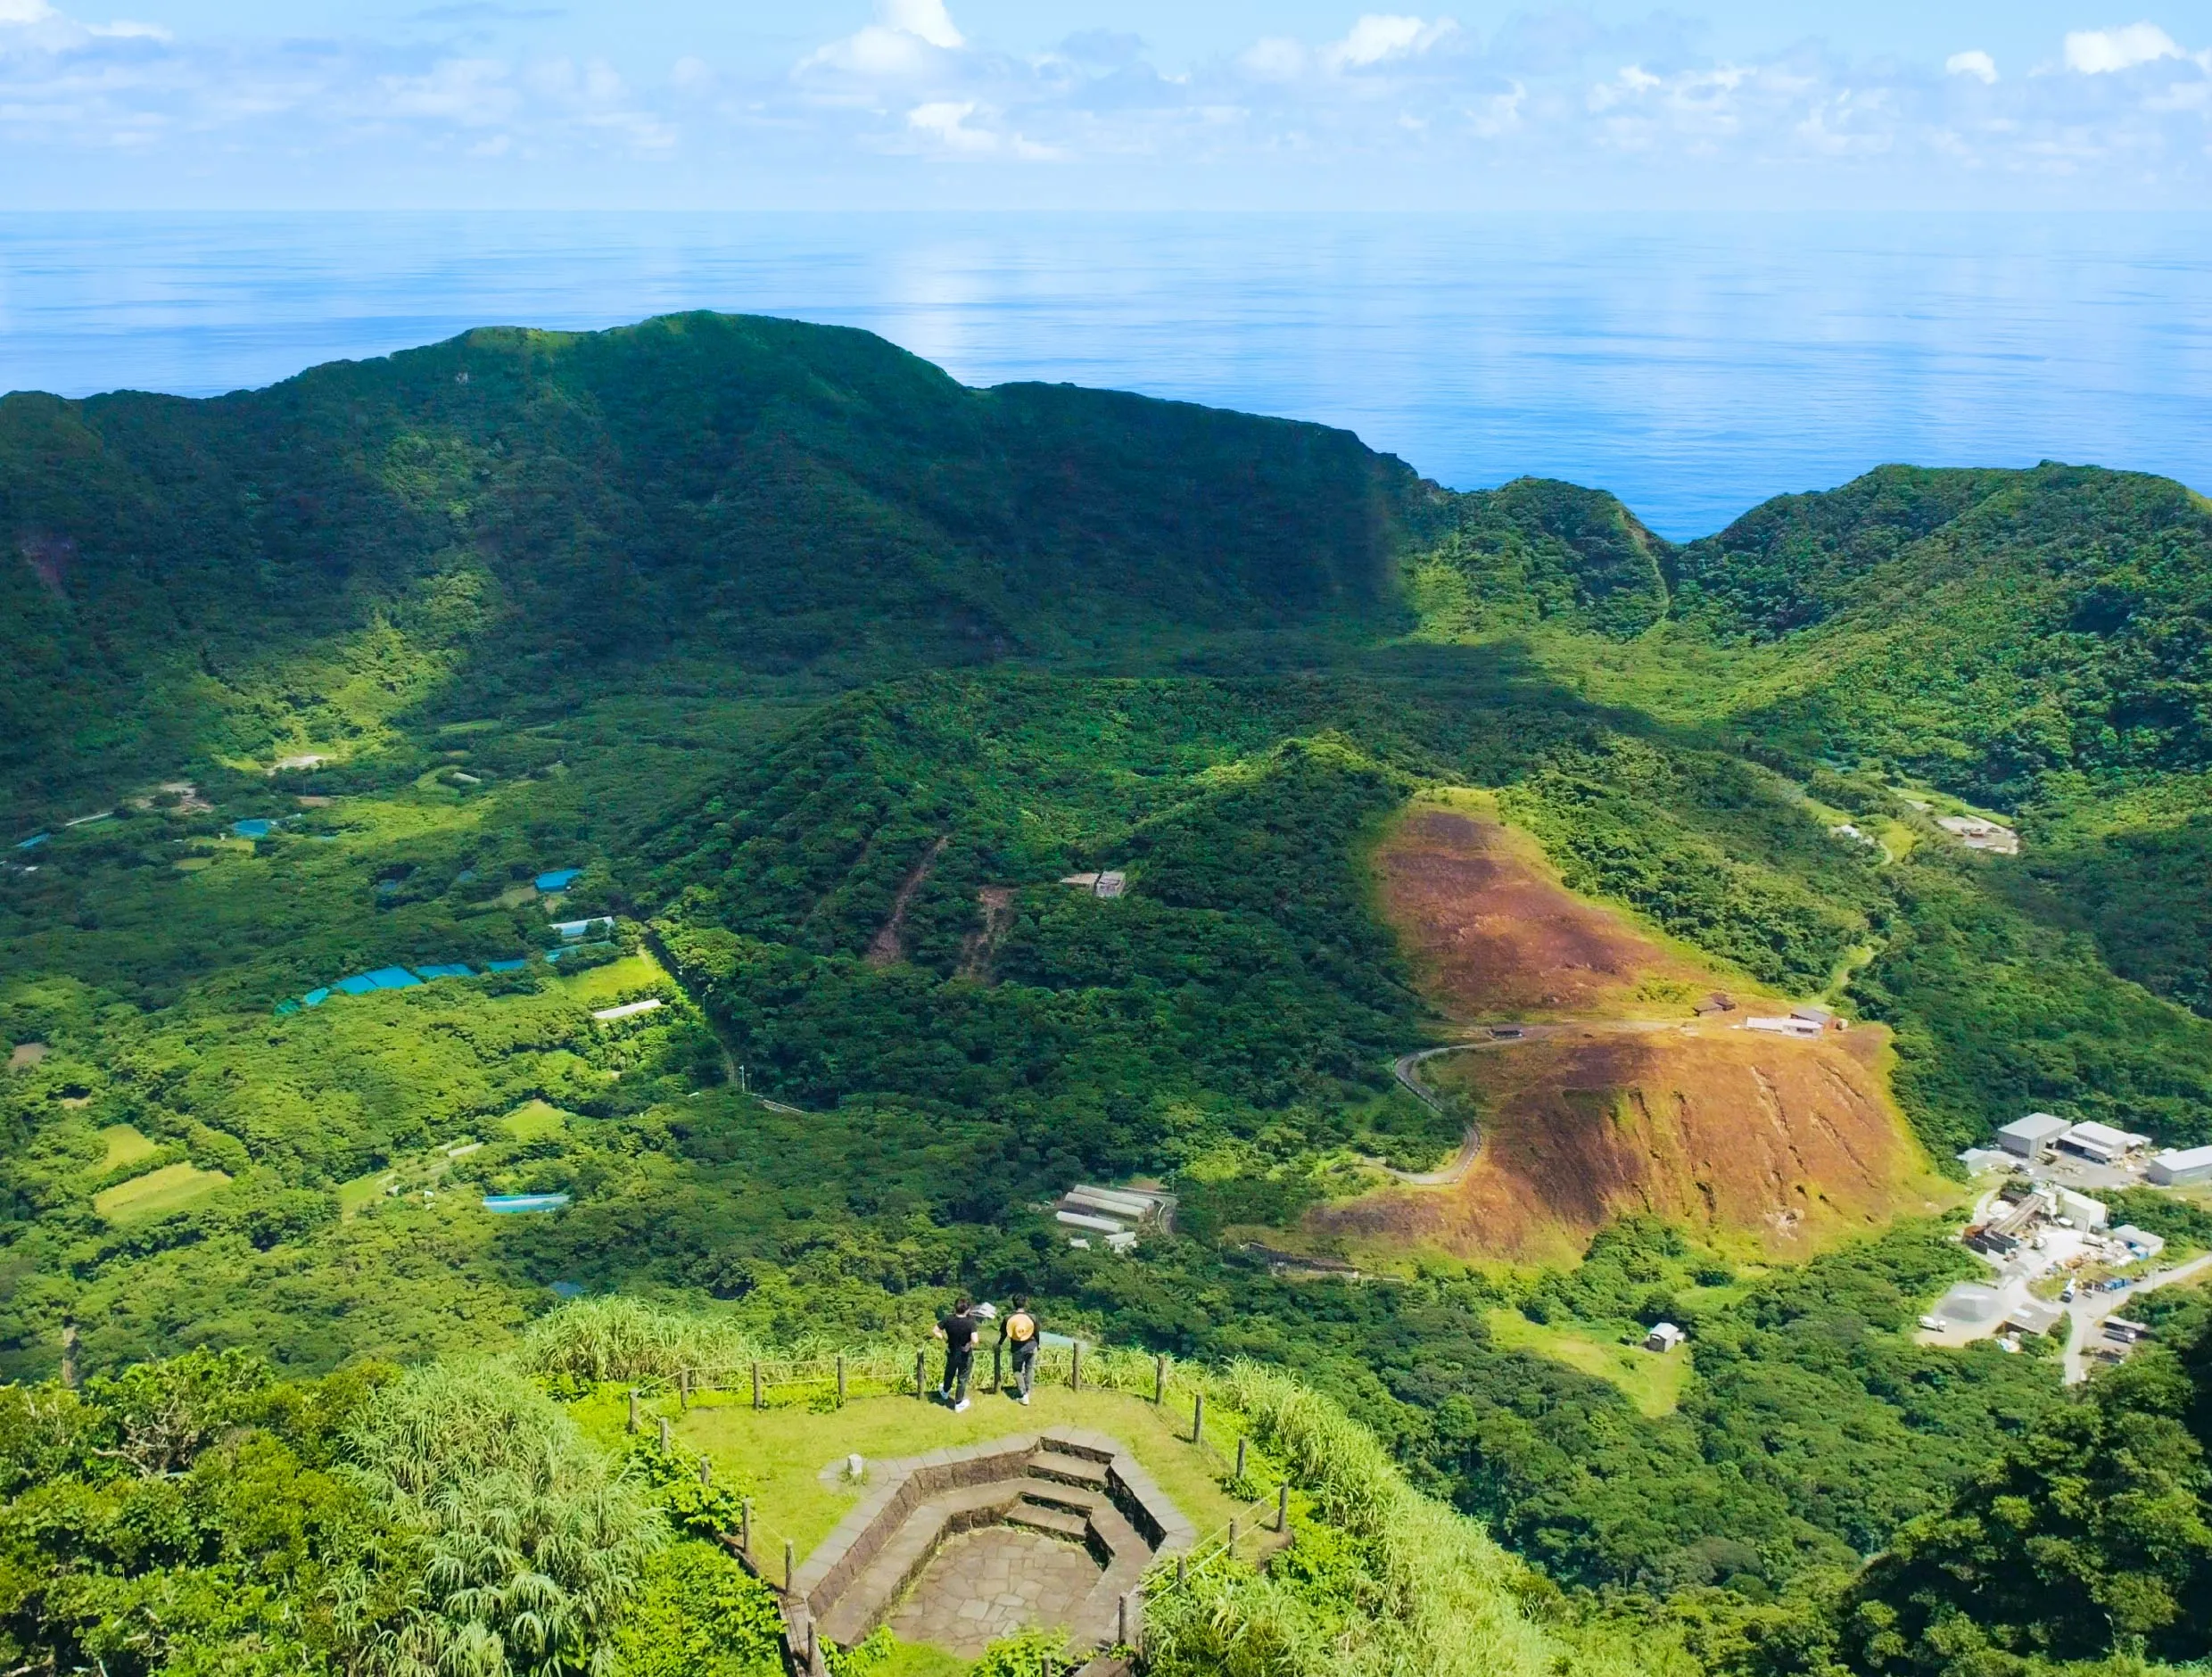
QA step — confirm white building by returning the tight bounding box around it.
[2056,1120,2152,1165]
[2148,1144,2212,1185]
[2109,1225,2167,1261]
[1644,1322,1686,1352]
[2049,1186,2109,1230]
[1746,1016,1823,1039]
[1997,1113,2071,1161]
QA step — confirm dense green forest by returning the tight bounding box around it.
[6,314,2212,1676]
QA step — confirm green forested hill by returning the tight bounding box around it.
[7,316,2212,1677]
[1,311,1418,815]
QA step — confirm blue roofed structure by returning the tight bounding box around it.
[536,868,584,892]
[551,916,615,940]
[545,942,615,963]
[486,958,530,973]
[413,963,474,980]
[233,819,276,838]
[301,987,331,1007]
[15,834,49,850]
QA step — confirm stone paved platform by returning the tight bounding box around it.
[887,1527,1100,1656]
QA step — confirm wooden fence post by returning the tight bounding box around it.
[626,1388,640,1433]
[1118,1592,1129,1648]
[837,1354,846,1407]
[916,1349,928,1400]
[1277,1483,1290,1532]
[1070,1341,1081,1392]
[1154,1354,1166,1406]
[993,1339,1003,1392]
[741,1498,752,1554]
[678,1367,690,1410]
[752,1360,763,1410]
[1192,1392,1204,1446]
[698,1457,712,1488]
[784,1539,795,1594]
[657,1417,671,1454]
[1234,1437,1246,1482]
[806,1620,818,1674]
[1227,1518,1238,1558]
[1175,1553,1186,1589]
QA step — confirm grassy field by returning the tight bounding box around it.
[92,1161,232,1223]
[1484,1308,1693,1417]
[664,1386,1248,1563]
[96,1123,160,1172]
[501,1099,574,1142]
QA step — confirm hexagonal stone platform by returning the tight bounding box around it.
[776,1426,1195,1673]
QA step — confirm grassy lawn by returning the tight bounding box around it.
[93,1161,232,1223]
[97,1124,160,1172]
[336,1166,403,1217]
[501,1099,574,1142]
[666,1385,1246,1564]
[554,952,668,1005]
[1485,1309,1692,1417]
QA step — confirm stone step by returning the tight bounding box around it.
[816,1483,1018,1647]
[1006,1502,1091,1541]
[1038,1427,1120,1466]
[1075,1550,1151,1648]
[1030,1449,1111,1489]
[1020,1481,1102,1517]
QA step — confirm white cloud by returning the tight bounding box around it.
[0,0,58,23]
[1945,50,1997,83]
[883,0,962,53]
[801,0,963,80]
[908,98,991,149]
[2063,21,2182,73]
[1324,14,1457,71]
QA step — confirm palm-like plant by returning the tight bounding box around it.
[334,1363,663,1677]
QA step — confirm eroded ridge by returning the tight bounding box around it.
[774,1427,1194,1672]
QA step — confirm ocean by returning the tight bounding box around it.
[0,212,2204,540]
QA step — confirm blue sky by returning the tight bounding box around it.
[2,0,2208,208]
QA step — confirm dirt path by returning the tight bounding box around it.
[866,836,950,968]
[2062,1252,2212,1384]
[1366,1020,1682,1185]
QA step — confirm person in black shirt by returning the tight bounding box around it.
[935,1298,979,1411]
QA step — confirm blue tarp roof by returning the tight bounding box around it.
[301,987,331,1007]
[274,999,301,1016]
[552,917,613,938]
[233,819,275,838]
[486,958,530,972]
[413,963,474,980]
[545,942,615,964]
[16,834,49,850]
[483,1193,571,1214]
[334,967,422,995]
[535,868,584,891]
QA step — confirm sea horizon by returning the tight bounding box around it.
[4,209,2206,541]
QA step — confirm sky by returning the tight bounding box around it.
[0,0,2208,209]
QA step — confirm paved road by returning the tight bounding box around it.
[1369,1020,1682,1186]
[2062,1252,2212,1384]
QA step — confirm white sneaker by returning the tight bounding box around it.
[1019,1394,1031,1406]
[953,1398,970,1413]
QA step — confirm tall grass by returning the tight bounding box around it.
[335,1361,664,1677]
[522,1296,1209,1410]
[1143,1361,1688,1677]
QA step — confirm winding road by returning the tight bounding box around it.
[2061,1252,2212,1384]
[1367,1019,1683,1186]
